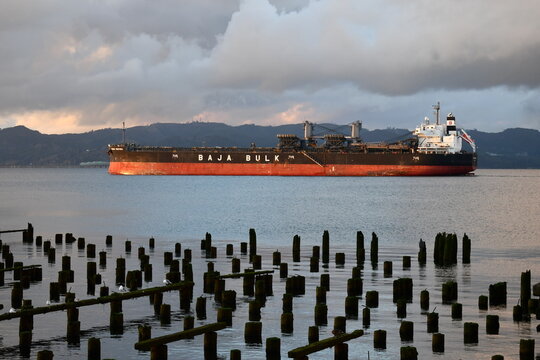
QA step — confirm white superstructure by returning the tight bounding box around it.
[413,104,476,154]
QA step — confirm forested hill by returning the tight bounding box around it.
[0,123,539,168]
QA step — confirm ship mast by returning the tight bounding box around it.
[433,102,440,125]
[122,121,126,144]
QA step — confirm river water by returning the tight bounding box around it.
[0,168,538,359]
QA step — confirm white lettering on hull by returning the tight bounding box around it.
[197,153,280,163]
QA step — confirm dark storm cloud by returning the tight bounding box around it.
[0,0,538,133]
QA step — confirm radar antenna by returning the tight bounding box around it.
[433,102,440,125]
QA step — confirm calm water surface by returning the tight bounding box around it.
[0,169,538,359]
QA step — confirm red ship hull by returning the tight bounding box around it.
[109,161,475,176]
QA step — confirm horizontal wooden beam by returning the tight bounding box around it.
[0,264,41,273]
[134,322,227,351]
[0,282,193,321]
[288,329,364,358]
[220,270,274,279]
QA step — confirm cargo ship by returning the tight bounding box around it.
[108,104,477,176]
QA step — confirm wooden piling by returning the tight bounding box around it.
[366,290,379,308]
[519,339,534,360]
[279,263,288,278]
[427,312,439,333]
[347,278,362,297]
[335,343,348,360]
[335,253,345,266]
[393,278,413,303]
[11,282,23,308]
[138,324,152,342]
[160,304,171,325]
[282,293,293,313]
[308,325,319,344]
[293,234,301,262]
[316,286,326,304]
[373,329,386,349]
[252,255,262,270]
[345,296,358,319]
[334,316,346,333]
[452,303,462,320]
[88,337,101,360]
[320,274,330,292]
[281,312,294,333]
[244,321,262,344]
[125,240,131,253]
[217,307,232,326]
[486,314,499,334]
[463,322,479,344]
[230,349,241,360]
[272,251,281,266]
[151,345,168,360]
[420,290,429,311]
[442,281,458,304]
[400,321,414,341]
[86,243,96,258]
[479,295,488,310]
[432,333,445,353]
[249,228,257,260]
[521,270,531,315]
[249,300,261,321]
[106,235,113,246]
[384,261,392,277]
[266,337,281,360]
[489,282,507,306]
[196,296,206,320]
[77,237,85,249]
[36,350,54,360]
[462,233,471,264]
[314,303,328,326]
[403,256,411,269]
[397,299,407,318]
[310,256,319,272]
[400,346,418,360]
[322,230,330,264]
[362,307,370,327]
[222,290,236,311]
[356,231,365,263]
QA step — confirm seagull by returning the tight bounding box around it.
[118,285,126,292]
[45,300,51,305]
[9,308,16,313]
[163,279,172,285]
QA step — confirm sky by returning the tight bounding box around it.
[0,0,539,134]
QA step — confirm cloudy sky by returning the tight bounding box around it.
[1,0,539,134]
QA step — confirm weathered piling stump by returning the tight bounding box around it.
[347,278,362,297]
[222,290,237,311]
[403,256,411,269]
[322,230,330,264]
[240,242,247,255]
[366,290,379,308]
[489,282,507,306]
[150,344,168,360]
[252,255,262,270]
[314,303,328,326]
[77,237,85,249]
[486,314,500,334]
[370,232,378,267]
[11,282,23,308]
[362,307,370,327]
[335,252,345,266]
[521,270,531,315]
[214,279,225,303]
[400,346,418,360]
[66,307,80,344]
[513,305,523,321]
[293,234,301,262]
[281,312,294,333]
[196,296,206,319]
[345,296,358,319]
[335,343,348,360]
[462,233,471,264]
[232,258,241,273]
[279,263,288,278]
[373,329,386,349]
[36,350,54,360]
[519,339,534,360]
[397,299,407,318]
[266,337,281,360]
[249,300,261,321]
[479,295,488,310]
[418,239,426,266]
[383,261,392,277]
[393,278,413,303]
[49,282,60,302]
[427,312,439,333]
[310,256,319,272]
[272,251,281,266]
[442,281,458,304]
[153,292,163,314]
[148,237,155,249]
[282,293,293,313]
[106,235,113,246]
[452,303,463,319]
[88,337,101,360]
[36,236,42,246]
[400,321,414,341]
[125,240,131,253]
[144,264,152,282]
[312,246,320,260]
[160,304,171,325]
[230,349,241,360]
[334,316,346,334]
[432,333,445,353]
[116,258,126,285]
[138,324,152,342]
[99,251,107,267]
[110,312,124,335]
[86,243,96,258]
[242,272,254,297]
[249,228,257,261]
[316,286,326,304]
[244,321,262,344]
[352,266,362,279]
[420,290,429,311]
[255,278,266,304]
[217,307,233,326]
[320,274,330,292]
[464,322,479,344]
[308,325,319,344]
[491,355,504,360]
[48,247,56,263]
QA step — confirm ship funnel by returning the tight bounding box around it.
[304,121,313,140]
[351,121,362,141]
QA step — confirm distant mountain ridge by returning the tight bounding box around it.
[0,122,539,168]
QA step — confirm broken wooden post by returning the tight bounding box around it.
[322,230,330,264]
[244,321,262,344]
[432,333,444,353]
[293,235,301,262]
[400,321,413,341]
[266,337,281,360]
[88,337,101,360]
[464,322,479,344]
[287,329,363,358]
[373,329,386,349]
